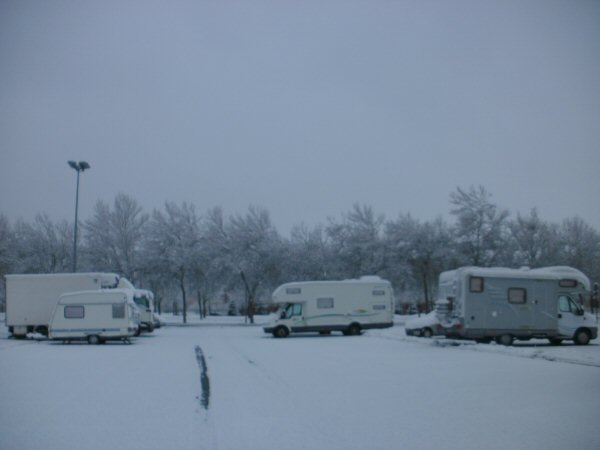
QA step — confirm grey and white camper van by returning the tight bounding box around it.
[435,266,598,345]
[264,276,394,338]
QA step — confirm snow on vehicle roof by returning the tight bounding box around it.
[58,288,133,304]
[447,266,590,290]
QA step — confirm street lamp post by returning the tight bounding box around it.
[68,160,91,272]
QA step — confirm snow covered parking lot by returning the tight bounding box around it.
[1,317,599,450]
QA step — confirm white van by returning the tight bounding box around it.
[133,289,155,332]
[263,276,394,338]
[48,289,140,344]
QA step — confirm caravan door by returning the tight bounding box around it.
[557,295,583,337]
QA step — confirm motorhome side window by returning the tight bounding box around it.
[317,298,334,309]
[372,289,385,296]
[64,305,84,319]
[112,304,125,319]
[508,288,527,304]
[286,287,301,294]
[469,276,484,293]
[559,279,577,288]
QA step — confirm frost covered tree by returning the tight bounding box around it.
[226,206,284,323]
[450,186,509,266]
[558,217,600,282]
[286,224,331,281]
[144,202,201,324]
[83,194,148,281]
[326,204,386,278]
[11,214,73,274]
[508,208,560,267]
[385,215,452,312]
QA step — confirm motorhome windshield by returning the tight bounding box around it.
[282,303,302,319]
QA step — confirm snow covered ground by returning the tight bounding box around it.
[1,314,599,450]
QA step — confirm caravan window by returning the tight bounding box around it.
[286,287,301,294]
[317,298,334,309]
[508,288,527,304]
[64,305,84,319]
[469,276,484,293]
[372,289,386,296]
[112,304,125,319]
[559,279,577,288]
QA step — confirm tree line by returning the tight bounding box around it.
[1,186,599,321]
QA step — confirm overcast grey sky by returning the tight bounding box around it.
[1,0,599,234]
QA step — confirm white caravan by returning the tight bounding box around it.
[5,272,120,338]
[435,266,598,345]
[133,289,155,332]
[48,289,140,344]
[263,276,394,338]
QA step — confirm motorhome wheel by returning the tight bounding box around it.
[87,335,101,345]
[574,329,591,346]
[496,334,513,346]
[422,328,433,338]
[347,323,361,336]
[273,326,289,338]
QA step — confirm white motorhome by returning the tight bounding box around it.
[5,272,120,338]
[435,266,598,345]
[263,276,394,338]
[133,289,155,332]
[48,289,140,344]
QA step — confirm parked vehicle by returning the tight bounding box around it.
[48,289,140,344]
[405,311,442,337]
[5,272,120,338]
[263,276,394,338]
[435,266,598,345]
[133,289,155,332]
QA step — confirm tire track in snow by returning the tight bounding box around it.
[195,345,210,410]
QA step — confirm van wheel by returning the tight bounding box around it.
[422,328,433,338]
[87,335,101,345]
[273,326,289,338]
[574,329,591,346]
[496,334,513,346]
[347,323,361,336]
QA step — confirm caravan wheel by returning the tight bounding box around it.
[87,335,101,345]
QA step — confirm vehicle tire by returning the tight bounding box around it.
[496,334,513,346]
[134,328,141,337]
[87,335,101,345]
[347,323,361,336]
[422,328,433,338]
[147,323,154,333]
[273,326,289,338]
[548,338,563,346]
[574,329,591,346]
